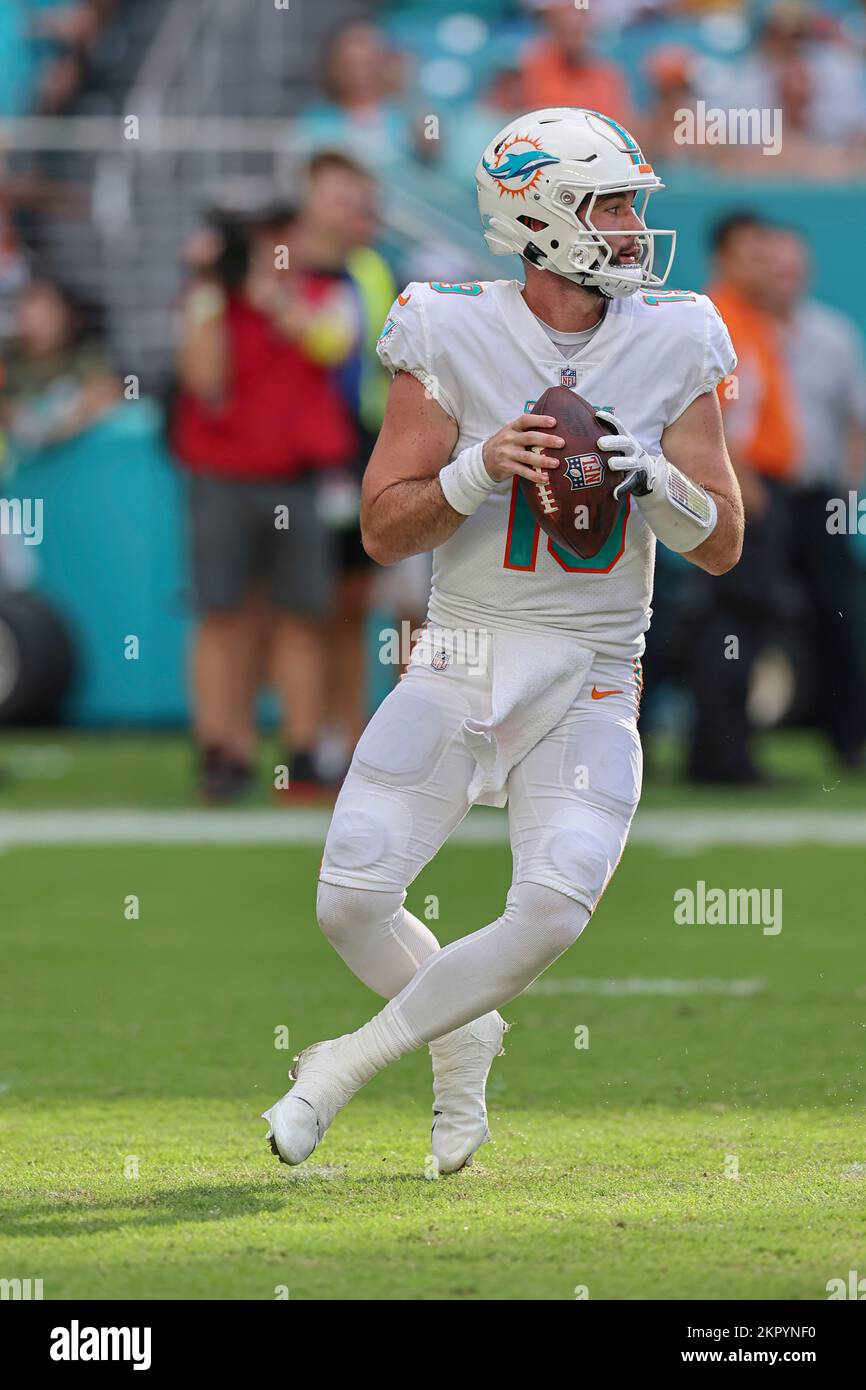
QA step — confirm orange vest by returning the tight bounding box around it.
[707,282,798,480]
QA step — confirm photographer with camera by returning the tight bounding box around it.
[171,184,358,802]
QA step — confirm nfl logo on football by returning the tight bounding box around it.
[564,454,605,490]
[560,366,578,388]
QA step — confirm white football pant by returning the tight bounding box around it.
[317,631,643,1044]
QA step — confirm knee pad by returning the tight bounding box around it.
[323,802,394,874]
[547,820,617,905]
[514,806,626,914]
[511,717,640,911]
[321,779,416,889]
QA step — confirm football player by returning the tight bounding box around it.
[263,108,744,1171]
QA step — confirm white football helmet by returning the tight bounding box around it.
[476,107,676,298]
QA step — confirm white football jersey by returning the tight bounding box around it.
[376,278,736,660]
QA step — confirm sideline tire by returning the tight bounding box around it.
[0,591,76,724]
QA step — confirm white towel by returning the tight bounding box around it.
[462,631,595,808]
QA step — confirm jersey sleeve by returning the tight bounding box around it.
[375,283,461,421]
[667,294,738,425]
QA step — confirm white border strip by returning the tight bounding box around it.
[0,808,865,848]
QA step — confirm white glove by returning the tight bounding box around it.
[595,409,666,501]
[594,409,718,554]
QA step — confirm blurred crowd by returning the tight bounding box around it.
[298,1,866,182]
[651,215,866,782]
[2,1,122,117]
[1,0,865,796]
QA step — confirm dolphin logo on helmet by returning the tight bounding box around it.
[481,144,560,191]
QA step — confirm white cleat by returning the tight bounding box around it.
[429,1011,509,1174]
[262,1035,367,1166]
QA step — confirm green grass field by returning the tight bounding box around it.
[1,731,865,1300]
[0,726,863,809]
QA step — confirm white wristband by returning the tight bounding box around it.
[438,442,499,516]
[636,459,718,553]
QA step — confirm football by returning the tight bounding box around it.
[520,385,620,560]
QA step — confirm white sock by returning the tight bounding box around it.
[348,999,425,1077]
[343,883,589,1067]
[391,882,589,1044]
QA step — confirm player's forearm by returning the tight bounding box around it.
[681,484,744,575]
[177,293,229,405]
[361,477,465,566]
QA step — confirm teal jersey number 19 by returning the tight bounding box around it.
[502,398,629,574]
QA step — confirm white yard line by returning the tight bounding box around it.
[0,807,865,848]
[528,977,764,997]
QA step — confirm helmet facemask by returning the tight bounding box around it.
[518,185,676,299]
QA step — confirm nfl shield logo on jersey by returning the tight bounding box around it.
[560,366,578,388]
[431,649,449,671]
[563,453,605,489]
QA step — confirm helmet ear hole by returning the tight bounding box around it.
[517,215,548,233]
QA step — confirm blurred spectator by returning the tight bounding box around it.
[759,226,866,767]
[0,277,119,456]
[442,65,528,188]
[679,0,748,9]
[519,2,636,131]
[0,195,32,347]
[295,150,396,772]
[805,8,866,147]
[641,45,707,168]
[30,0,119,116]
[295,21,432,171]
[298,152,393,438]
[702,2,866,177]
[708,214,797,520]
[687,213,798,784]
[171,196,358,802]
[35,47,86,115]
[29,2,115,50]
